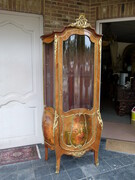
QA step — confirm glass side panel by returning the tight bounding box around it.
[44,42,54,107]
[63,35,94,112]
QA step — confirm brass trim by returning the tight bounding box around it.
[44,140,54,148]
[54,35,58,62]
[86,112,97,145]
[53,110,59,136]
[54,34,58,109]
[61,111,96,118]
[95,159,99,166]
[97,109,103,129]
[55,165,59,174]
[84,114,88,145]
[99,39,102,49]
[68,14,92,29]
[69,150,86,157]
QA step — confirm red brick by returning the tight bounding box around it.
[0,0,135,34]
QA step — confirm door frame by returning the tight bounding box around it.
[96,17,135,35]
[96,17,135,109]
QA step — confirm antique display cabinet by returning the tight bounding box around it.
[41,15,103,173]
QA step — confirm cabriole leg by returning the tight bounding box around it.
[45,144,48,160]
[94,150,99,166]
[55,152,61,173]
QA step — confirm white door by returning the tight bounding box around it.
[0,11,43,149]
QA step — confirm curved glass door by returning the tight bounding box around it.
[62,35,94,112]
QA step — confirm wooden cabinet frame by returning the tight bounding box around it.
[42,15,103,173]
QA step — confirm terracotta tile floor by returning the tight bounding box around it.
[0,139,135,180]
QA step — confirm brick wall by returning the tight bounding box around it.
[44,0,90,34]
[0,0,43,14]
[0,0,135,34]
[44,0,135,34]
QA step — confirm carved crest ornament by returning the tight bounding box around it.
[68,14,92,29]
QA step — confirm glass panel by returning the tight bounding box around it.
[63,35,94,112]
[44,42,54,107]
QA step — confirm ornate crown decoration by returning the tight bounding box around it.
[68,14,92,29]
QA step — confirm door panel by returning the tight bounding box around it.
[0,11,43,149]
[58,29,99,151]
[0,102,35,138]
[0,22,33,97]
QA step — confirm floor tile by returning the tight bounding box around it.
[99,139,106,149]
[61,154,74,162]
[118,155,134,165]
[128,154,135,162]
[31,158,48,168]
[99,149,124,160]
[92,171,115,180]
[48,149,55,156]
[38,145,45,156]
[96,159,112,173]
[106,165,135,180]
[38,149,45,159]
[52,171,70,180]
[34,165,50,179]
[87,177,94,180]
[105,158,124,170]
[1,141,135,180]
[47,152,56,164]
[63,159,79,170]
[75,155,94,167]
[17,161,32,170]
[17,169,35,180]
[67,167,86,180]
[36,174,53,180]
[81,164,100,177]
[83,150,94,157]
[1,173,18,180]
[38,144,44,149]
[48,162,65,174]
[125,164,135,178]
[0,164,17,179]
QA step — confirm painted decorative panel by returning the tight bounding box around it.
[60,112,97,150]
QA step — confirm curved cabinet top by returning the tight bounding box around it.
[41,14,102,43]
